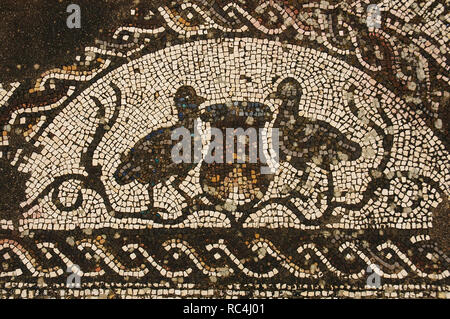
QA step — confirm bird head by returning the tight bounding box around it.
[265,77,302,110]
[174,85,205,120]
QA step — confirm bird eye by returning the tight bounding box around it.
[175,86,195,105]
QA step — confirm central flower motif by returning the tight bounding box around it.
[199,101,273,208]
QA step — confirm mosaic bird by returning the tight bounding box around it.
[114,86,205,186]
[273,77,361,170]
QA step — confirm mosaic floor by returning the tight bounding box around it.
[0,0,449,299]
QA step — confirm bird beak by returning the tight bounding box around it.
[265,92,278,101]
[196,95,206,105]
